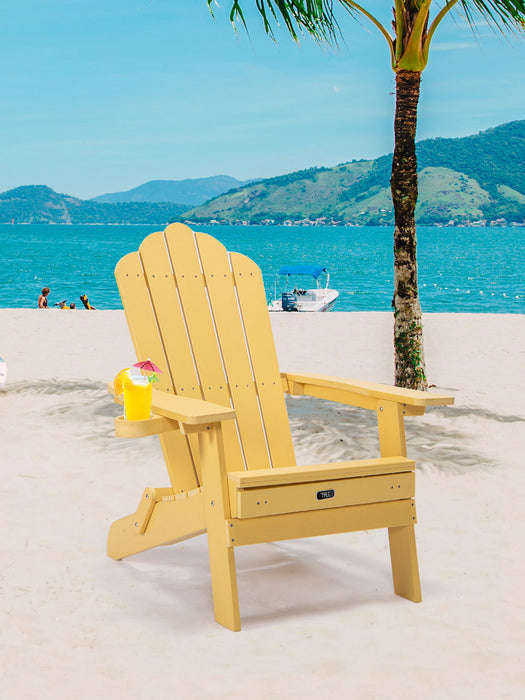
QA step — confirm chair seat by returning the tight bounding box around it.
[228,456,415,518]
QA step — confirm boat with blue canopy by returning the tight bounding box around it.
[268,264,339,312]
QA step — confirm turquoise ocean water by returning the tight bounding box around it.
[0,224,523,313]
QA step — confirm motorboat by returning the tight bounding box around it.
[268,264,339,312]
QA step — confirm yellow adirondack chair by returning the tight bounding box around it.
[108,223,454,631]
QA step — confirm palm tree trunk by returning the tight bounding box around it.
[391,69,427,390]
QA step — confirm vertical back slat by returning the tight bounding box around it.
[115,249,199,492]
[138,231,200,396]
[164,224,245,471]
[230,252,296,468]
[138,231,205,480]
[196,232,272,470]
[115,251,171,391]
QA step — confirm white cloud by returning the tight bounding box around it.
[431,42,477,51]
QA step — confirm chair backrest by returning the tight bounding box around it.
[115,224,296,490]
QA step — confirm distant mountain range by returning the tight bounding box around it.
[0,175,247,225]
[1,121,524,225]
[181,120,525,226]
[91,175,250,206]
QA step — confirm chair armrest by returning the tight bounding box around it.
[150,389,236,425]
[281,372,454,412]
[108,383,236,436]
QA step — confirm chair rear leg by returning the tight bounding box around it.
[388,524,422,602]
[108,487,206,560]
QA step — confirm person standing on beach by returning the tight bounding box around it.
[38,287,50,308]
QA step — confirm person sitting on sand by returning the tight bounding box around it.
[80,294,96,310]
[38,287,50,308]
[69,303,76,309]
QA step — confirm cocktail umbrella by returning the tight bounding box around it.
[132,359,162,383]
[133,359,162,373]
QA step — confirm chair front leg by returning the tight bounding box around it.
[377,400,422,603]
[388,524,422,602]
[198,423,241,631]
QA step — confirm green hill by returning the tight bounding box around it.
[2,121,523,226]
[181,120,525,226]
[0,185,187,224]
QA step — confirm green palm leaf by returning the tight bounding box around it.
[208,0,340,42]
[212,1,525,42]
[461,0,525,31]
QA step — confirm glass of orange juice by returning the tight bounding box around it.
[124,375,152,421]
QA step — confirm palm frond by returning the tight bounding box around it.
[208,1,525,49]
[460,0,525,31]
[209,1,341,44]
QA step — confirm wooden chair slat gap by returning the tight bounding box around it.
[165,225,246,471]
[197,238,264,470]
[138,232,203,482]
[157,229,204,394]
[226,251,274,470]
[115,244,200,492]
[172,284,204,394]
[230,252,296,469]
[158,230,204,395]
[138,242,202,487]
[191,236,250,472]
[195,232,272,470]
[137,250,185,395]
[116,250,174,394]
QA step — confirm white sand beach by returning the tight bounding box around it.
[1,309,524,699]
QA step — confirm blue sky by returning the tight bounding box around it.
[1,0,524,199]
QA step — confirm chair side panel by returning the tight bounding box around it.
[115,247,200,493]
[230,252,296,469]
